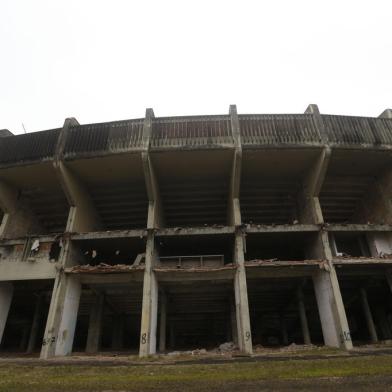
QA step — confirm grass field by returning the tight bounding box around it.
[1,354,392,391]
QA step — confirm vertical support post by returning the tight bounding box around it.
[230,301,238,345]
[26,293,44,353]
[159,292,167,352]
[139,232,159,357]
[0,282,13,345]
[297,287,311,345]
[40,274,81,358]
[86,292,105,354]
[229,105,253,355]
[360,288,378,343]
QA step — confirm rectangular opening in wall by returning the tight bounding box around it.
[73,237,146,267]
[157,234,234,268]
[245,232,320,262]
[331,233,371,258]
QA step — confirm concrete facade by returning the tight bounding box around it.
[0,106,392,357]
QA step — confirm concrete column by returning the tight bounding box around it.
[313,268,353,349]
[234,233,253,354]
[360,288,378,343]
[111,315,125,350]
[26,293,44,353]
[159,293,167,352]
[40,274,81,358]
[367,233,392,257]
[0,282,13,345]
[230,301,238,345]
[280,314,289,346]
[297,288,311,345]
[86,292,105,353]
[139,232,159,357]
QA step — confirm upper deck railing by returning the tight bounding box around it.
[0,109,391,166]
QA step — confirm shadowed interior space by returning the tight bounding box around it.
[151,150,233,227]
[158,280,233,351]
[73,282,143,354]
[73,237,146,266]
[336,269,392,345]
[240,149,321,224]
[319,150,392,224]
[65,155,148,230]
[247,277,323,347]
[0,280,52,355]
[245,232,320,261]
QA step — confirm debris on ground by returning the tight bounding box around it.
[218,342,236,352]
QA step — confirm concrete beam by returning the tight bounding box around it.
[142,109,163,229]
[86,292,105,353]
[228,105,242,226]
[139,232,159,357]
[0,282,13,345]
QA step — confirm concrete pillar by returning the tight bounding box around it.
[297,288,311,345]
[139,232,159,357]
[26,293,44,353]
[230,301,238,345]
[367,233,392,257]
[40,274,81,358]
[111,315,125,350]
[0,282,13,345]
[387,270,392,294]
[86,292,105,354]
[234,233,253,354]
[313,269,352,349]
[360,288,378,343]
[159,293,167,352]
[280,314,289,346]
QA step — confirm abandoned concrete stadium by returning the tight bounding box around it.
[0,104,392,359]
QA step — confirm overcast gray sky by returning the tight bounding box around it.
[1,0,391,134]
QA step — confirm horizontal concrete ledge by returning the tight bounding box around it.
[245,260,324,267]
[333,257,392,265]
[324,224,392,232]
[156,226,235,236]
[70,229,147,240]
[71,272,145,284]
[246,224,320,233]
